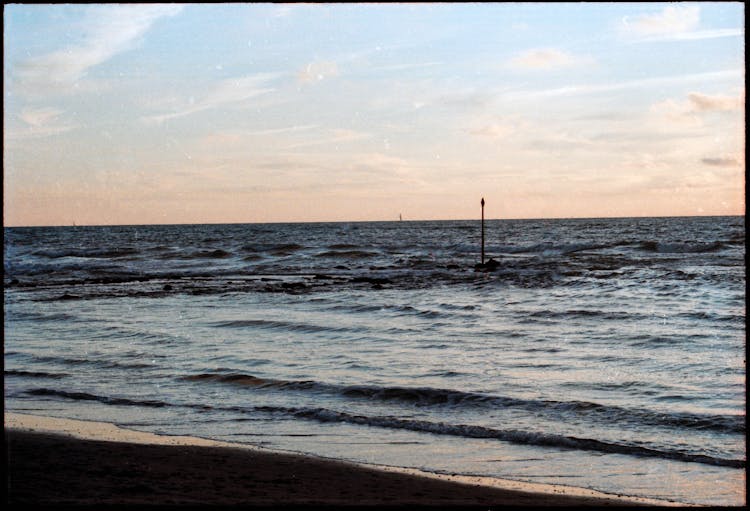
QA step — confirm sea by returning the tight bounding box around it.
[3,216,746,506]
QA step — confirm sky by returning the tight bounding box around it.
[3,2,745,226]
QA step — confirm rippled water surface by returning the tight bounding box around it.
[4,216,746,505]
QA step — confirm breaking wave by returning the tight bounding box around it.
[20,387,744,469]
[183,372,744,434]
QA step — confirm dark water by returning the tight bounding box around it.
[4,216,746,505]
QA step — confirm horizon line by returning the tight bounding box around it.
[3,212,745,229]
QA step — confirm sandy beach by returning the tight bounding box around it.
[4,413,681,507]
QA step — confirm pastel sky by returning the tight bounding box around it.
[3,2,745,226]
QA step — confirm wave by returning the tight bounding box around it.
[209,318,359,334]
[240,243,305,253]
[726,235,745,246]
[438,303,477,311]
[186,373,274,386]
[479,238,730,260]
[257,405,745,469]
[255,243,306,256]
[25,388,170,408]
[31,248,140,259]
[191,249,232,259]
[491,242,623,256]
[4,311,78,322]
[528,309,645,321]
[8,239,741,298]
[13,352,158,371]
[22,386,744,469]
[675,311,745,323]
[340,304,448,318]
[183,372,745,434]
[638,241,725,253]
[315,250,379,259]
[161,249,234,260]
[327,243,362,250]
[561,380,672,393]
[419,370,468,378]
[5,370,68,379]
[328,303,386,313]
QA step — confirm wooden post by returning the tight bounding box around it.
[481,197,485,265]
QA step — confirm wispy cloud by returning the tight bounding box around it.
[701,157,741,167]
[271,5,295,18]
[622,5,700,37]
[368,61,442,73]
[298,60,339,83]
[508,48,592,70]
[286,128,370,149]
[687,92,744,112]
[504,69,744,100]
[650,98,704,127]
[244,125,320,136]
[637,28,744,42]
[435,89,496,109]
[469,123,514,139]
[6,107,76,141]
[143,73,280,123]
[15,4,182,96]
[19,107,65,127]
[619,5,742,42]
[348,152,431,188]
[197,125,320,149]
[650,91,745,128]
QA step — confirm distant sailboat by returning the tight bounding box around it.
[399,213,403,221]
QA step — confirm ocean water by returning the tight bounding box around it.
[3,216,745,506]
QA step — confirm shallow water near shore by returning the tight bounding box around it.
[4,216,746,506]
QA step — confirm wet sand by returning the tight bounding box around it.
[5,413,676,507]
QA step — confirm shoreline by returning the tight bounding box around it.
[5,412,684,507]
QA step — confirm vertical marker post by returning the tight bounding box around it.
[481,197,485,265]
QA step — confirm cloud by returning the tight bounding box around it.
[505,69,744,100]
[650,98,704,127]
[368,61,442,73]
[619,5,742,43]
[469,123,514,139]
[15,4,182,96]
[298,60,339,83]
[644,28,744,42]
[435,90,495,109]
[143,73,279,123]
[651,90,745,127]
[6,107,76,140]
[701,157,741,167]
[197,125,320,149]
[271,5,295,18]
[286,128,370,149]
[203,74,277,106]
[244,125,320,136]
[508,48,592,70]
[622,5,700,37]
[19,107,65,127]
[687,92,744,112]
